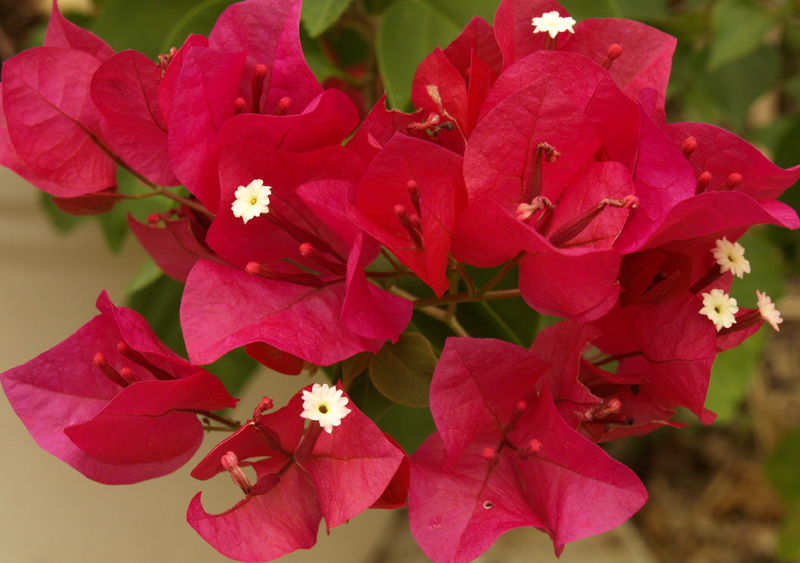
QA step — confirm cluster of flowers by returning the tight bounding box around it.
[1,0,799,562]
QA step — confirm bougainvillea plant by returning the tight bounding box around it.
[1,0,799,561]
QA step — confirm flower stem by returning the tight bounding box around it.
[412,288,522,309]
[476,251,525,298]
[182,409,241,430]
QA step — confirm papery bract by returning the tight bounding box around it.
[188,385,406,561]
[592,293,718,423]
[409,338,647,562]
[0,292,236,484]
[91,50,179,186]
[352,133,467,297]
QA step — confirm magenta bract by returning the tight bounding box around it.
[410,338,647,562]
[0,292,236,484]
[188,385,407,561]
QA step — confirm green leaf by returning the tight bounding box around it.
[705,46,779,129]
[425,0,499,26]
[124,257,164,294]
[126,274,187,355]
[347,369,436,454]
[300,28,345,83]
[161,0,236,53]
[767,428,800,506]
[615,0,667,20]
[342,351,373,386]
[458,264,538,347]
[91,0,203,58]
[302,0,355,37]
[707,0,775,72]
[372,401,436,454]
[126,274,257,396]
[369,332,437,406]
[202,346,259,398]
[706,329,764,422]
[777,506,800,561]
[560,0,622,19]
[376,0,461,109]
[729,230,785,304]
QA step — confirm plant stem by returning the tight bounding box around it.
[412,288,521,309]
[476,251,525,297]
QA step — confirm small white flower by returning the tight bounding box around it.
[711,237,751,279]
[532,11,576,39]
[301,383,351,434]
[232,179,272,224]
[757,290,783,332]
[700,288,739,331]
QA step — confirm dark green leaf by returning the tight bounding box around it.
[705,46,779,129]
[300,27,345,83]
[91,0,202,58]
[706,329,764,422]
[560,0,622,19]
[161,0,236,53]
[376,0,461,109]
[343,351,373,386]
[126,274,257,396]
[426,0,499,26]
[707,0,775,72]
[373,401,436,454]
[369,332,437,406]
[302,0,355,37]
[767,428,800,505]
[203,346,259,398]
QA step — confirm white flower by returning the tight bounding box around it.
[231,179,272,224]
[711,237,751,279]
[301,383,351,434]
[532,11,576,39]
[700,288,739,331]
[757,290,783,332]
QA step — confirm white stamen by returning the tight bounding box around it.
[531,11,576,39]
[700,288,739,331]
[757,290,782,332]
[712,237,750,279]
[232,179,272,224]
[300,383,351,434]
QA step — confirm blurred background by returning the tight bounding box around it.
[1,0,800,561]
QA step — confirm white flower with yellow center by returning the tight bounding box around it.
[700,288,739,331]
[232,179,272,224]
[712,237,750,279]
[301,383,351,434]
[757,290,783,332]
[532,11,576,38]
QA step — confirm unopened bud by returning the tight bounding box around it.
[234,97,246,115]
[222,451,253,495]
[482,447,499,466]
